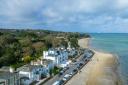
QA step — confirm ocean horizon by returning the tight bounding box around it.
[89,33,128,85]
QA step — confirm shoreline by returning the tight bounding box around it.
[86,50,121,85]
[66,38,122,85]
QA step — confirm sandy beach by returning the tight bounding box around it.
[78,38,90,48]
[66,38,122,85]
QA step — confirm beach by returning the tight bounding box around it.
[66,38,122,85]
[78,38,90,48]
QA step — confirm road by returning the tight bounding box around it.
[43,49,94,85]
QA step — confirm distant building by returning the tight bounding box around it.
[43,48,69,67]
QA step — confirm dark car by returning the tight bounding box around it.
[61,68,66,73]
[77,65,81,69]
[79,63,83,66]
[66,66,69,69]
[59,71,64,76]
[73,69,77,72]
[59,79,64,85]
[72,59,77,62]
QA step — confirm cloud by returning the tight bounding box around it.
[0,0,45,22]
[0,0,128,32]
[117,0,128,9]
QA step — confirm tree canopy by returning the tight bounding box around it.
[0,29,90,68]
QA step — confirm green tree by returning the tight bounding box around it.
[23,56,31,64]
[32,42,47,57]
[70,38,79,48]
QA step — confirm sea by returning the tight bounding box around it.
[89,33,128,85]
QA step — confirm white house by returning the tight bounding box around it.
[43,49,68,67]
[17,65,46,85]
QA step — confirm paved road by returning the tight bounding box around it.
[43,49,94,85]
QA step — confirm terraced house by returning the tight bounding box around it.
[43,48,69,68]
[17,65,45,85]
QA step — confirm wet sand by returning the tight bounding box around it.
[66,38,122,85]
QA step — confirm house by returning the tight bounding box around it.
[31,59,54,75]
[41,59,54,72]
[56,46,65,50]
[67,42,77,57]
[30,59,42,66]
[0,67,20,85]
[17,65,45,85]
[0,71,20,85]
[67,48,77,57]
[43,48,69,67]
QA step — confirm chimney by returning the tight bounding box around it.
[31,61,34,65]
[43,51,46,59]
[10,67,15,73]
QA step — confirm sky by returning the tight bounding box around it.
[0,0,128,33]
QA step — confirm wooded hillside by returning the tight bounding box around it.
[0,29,90,68]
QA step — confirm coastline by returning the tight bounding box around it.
[66,38,122,85]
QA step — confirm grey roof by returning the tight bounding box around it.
[46,48,68,58]
[0,66,10,72]
[42,59,53,66]
[47,54,58,57]
[0,71,17,80]
[17,64,43,72]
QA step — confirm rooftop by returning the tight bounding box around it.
[47,48,67,56]
[17,64,43,72]
[42,59,53,66]
[0,66,10,72]
[0,71,17,80]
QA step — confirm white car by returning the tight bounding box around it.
[62,77,67,81]
[52,81,60,85]
[64,74,70,78]
[69,72,73,76]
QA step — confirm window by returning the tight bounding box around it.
[0,81,6,85]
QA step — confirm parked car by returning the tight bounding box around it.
[62,77,67,81]
[73,69,77,72]
[52,80,60,85]
[64,74,70,78]
[72,59,77,62]
[59,71,63,76]
[74,62,78,65]
[59,79,65,85]
[77,65,81,69]
[62,74,70,81]
[79,63,83,66]
[66,66,69,69]
[62,67,68,72]
[69,72,74,77]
